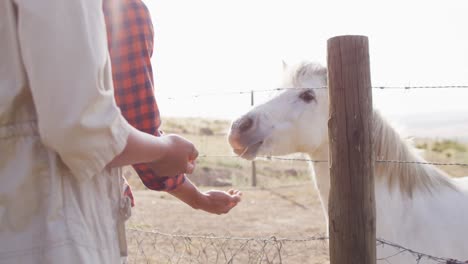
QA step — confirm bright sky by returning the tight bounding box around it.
[143,0,468,125]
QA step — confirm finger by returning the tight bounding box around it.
[230,194,241,203]
[225,203,237,213]
[190,146,199,161]
[228,201,239,209]
[231,190,242,196]
[186,162,195,174]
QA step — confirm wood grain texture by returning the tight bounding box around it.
[327,35,376,264]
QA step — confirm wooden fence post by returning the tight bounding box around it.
[327,35,376,264]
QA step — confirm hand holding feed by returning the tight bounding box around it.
[196,189,242,215]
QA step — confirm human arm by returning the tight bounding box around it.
[17,0,196,179]
[107,129,198,176]
[104,0,192,189]
[168,178,242,215]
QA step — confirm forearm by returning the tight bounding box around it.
[107,126,166,168]
[168,178,206,209]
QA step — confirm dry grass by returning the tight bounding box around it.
[414,138,468,177]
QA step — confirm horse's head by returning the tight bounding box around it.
[228,61,329,160]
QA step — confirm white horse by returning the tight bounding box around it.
[228,61,468,263]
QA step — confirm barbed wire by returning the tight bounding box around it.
[129,229,329,242]
[374,85,468,90]
[198,154,468,167]
[165,88,301,100]
[239,181,312,191]
[126,228,467,264]
[126,228,329,264]
[376,239,467,264]
[376,159,468,167]
[163,85,468,100]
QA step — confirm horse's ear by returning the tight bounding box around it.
[282,60,288,71]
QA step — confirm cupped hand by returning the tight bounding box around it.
[197,189,242,215]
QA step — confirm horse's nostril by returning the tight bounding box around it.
[239,117,254,133]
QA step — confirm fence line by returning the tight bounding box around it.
[239,181,312,191]
[129,228,329,242]
[376,239,467,264]
[373,85,468,89]
[144,84,468,263]
[164,85,468,100]
[166,88,298,100]
[198,154,468,167]
[126,228,329,264]
[127,228,467,264]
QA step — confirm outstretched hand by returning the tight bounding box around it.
[197,189,242,215]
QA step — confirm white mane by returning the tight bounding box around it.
[372,111,456,196]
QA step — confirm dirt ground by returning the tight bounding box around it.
[126,183,330,264]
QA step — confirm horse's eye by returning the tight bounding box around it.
[299,90,315,103]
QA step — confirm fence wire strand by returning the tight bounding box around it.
[373,85,468,90]
[198,154,468,167]
[127,228,466,264]
[376,239,467,264]
[163,85,468,100]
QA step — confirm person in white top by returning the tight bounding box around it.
[0,0,198,263]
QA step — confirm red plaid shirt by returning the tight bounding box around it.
[103,0,185,204]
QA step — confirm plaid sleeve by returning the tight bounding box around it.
[103,0,186,192]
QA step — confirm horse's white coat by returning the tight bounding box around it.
[229,61,468,263]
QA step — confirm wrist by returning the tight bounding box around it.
[191,191,209,210]
[147,135,168,162]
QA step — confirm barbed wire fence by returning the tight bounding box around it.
[164,85,468,100]
[126,229,467,264]
[128,85,468,263]
[198,154,468,167]
[126,229,329,264]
